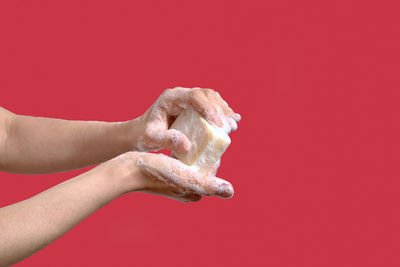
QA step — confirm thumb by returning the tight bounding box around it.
[158,129,191,152]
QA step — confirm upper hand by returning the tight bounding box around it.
[133,87,241,152]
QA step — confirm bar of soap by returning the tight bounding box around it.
[170,109,231,175]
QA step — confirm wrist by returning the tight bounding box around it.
[118,117,145,152]
[99,152,147,195]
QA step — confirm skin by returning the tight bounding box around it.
[0,87,241,266]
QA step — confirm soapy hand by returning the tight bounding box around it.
[135,152,234,202]
[133,87,241,152]
[111,152,234,202]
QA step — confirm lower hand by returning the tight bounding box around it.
[103,151,234,203]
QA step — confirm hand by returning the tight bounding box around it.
[132,87,241,152]
[108,151,234,203]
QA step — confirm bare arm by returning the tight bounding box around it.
[0,87,240,175]
[0,107,137,174]
[0,151,233,266]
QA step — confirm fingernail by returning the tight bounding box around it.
[177,139,190,152]
[223,184,234,198]
[234,113,241,122]
[217,182,234,198]
[185,140,192,151]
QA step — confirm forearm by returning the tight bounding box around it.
[0,163,133,266]
[0,148,234,265]
[1,113,141,174]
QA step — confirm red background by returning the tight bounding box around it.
[1,0,400,266]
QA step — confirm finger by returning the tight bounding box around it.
[164,189,201,203]
[227,116,238,132]
[151,88,222,131]
[140,189,199,203]
[157,87,192,116]
[208,90,234,117]
[136,153,184,189]
[201,89,237,133]
[146,188,201,203]
[161,129,191,152]
[210,90,240,121]
[146,127,191,152]
[214,105,237,133]
[201,176,234,199]
[136,153,234,198]
[181,192,202,202]
[212,94,241,132]
[233,113,241,122]
[190,89,224,127]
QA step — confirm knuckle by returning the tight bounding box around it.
[190,88,203,98]
[161,88,172,96]
[144,126,163,144]
[144,126,154,138]
[203,88,215,95]
[227,106,234,114]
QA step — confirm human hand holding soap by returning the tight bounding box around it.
[131,87,241,153]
